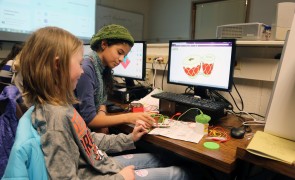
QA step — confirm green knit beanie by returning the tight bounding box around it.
[90,24,134,49]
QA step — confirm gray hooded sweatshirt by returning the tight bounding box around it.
[32,104,135,179]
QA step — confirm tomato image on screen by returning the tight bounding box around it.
[202,54,215,76]
[182,55,201,77]
[182,54,215,78]
[183,65,201,77]
[202,63,214,75]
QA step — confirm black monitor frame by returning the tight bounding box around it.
[167,39,236,98]
[113,41,146,88]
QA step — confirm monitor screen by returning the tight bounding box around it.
[83,44,92,56]
[0,0,96,43]
[112,41,146,88]
[168,39,236,97]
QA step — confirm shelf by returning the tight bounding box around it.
[236,40,284,47]
[147,41,285,47]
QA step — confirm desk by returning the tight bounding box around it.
[113,114,263,175]
[236,147,295,179]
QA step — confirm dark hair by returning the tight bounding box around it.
[90,39,133,51]
[0,43,23,69]
[91,39,133,93]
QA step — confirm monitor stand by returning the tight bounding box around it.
[125,78,144,90]
[194,86,210,99]
[125,78,135,88]
[114,78,143,90]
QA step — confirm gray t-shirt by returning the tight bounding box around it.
[32,104,135,179]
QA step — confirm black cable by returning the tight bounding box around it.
[161,62,168,90]
[211,90,233,110]
[233,81,244,110]
[135,80,144,87]
[184,86,194,94]
[229,92,242,111]
[228,81,244,111]
[249,112,265,119]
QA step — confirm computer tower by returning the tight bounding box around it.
[159,99,226,124]
[110,86,152,104]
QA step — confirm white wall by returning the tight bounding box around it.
[96,0,151,40]
[248,0,295,25]
[146,0,295,42]
[147,0,192,42]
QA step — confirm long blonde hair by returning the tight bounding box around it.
[20,26,83,106]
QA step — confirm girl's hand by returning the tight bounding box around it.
[127,112,156,128]
[119,165,135,180]
[132,122,148,142]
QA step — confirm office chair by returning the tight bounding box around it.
[2,106,48,179]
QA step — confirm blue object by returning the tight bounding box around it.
[0,85,21,177]
[2,106,48,180]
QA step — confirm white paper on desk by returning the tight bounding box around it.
[148,119,206,143]
[132,88,162,111]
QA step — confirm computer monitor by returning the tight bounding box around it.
[112,41,146,88]
[167,39,236,98]
[0,0,96,43]
[83,44,92,55]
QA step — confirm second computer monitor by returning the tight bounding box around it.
[112,41,146,88]
[168,39,236,98]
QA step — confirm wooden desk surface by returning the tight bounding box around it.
[114,114,263,174]
[236,147,295,179]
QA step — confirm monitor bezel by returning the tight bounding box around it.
[112,41,146,81]
[167,39,236,92]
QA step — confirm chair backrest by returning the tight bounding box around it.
[0,82,9,93]
[0,85,22,177]
[2,106,48,180]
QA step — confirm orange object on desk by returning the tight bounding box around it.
[131,103,144,112]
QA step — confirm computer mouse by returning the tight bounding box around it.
[230,127,245,139]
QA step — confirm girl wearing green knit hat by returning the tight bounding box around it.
[75,24,155,133]
[74,24,195,180]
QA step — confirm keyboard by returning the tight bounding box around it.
[151,92,228,122]
[152,92,228,111]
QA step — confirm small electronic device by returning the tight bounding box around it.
[152,123,170,128]
[112,41,146,89]
[168,39,236,99]
[216,23,267,40]
[106,105,125,113]
[130,103,144,112]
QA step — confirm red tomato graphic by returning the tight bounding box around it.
[202,63,214,75]
[183,65,201,77]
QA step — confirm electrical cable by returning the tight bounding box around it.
[229,110,265,126]
[211,90,233,110]
[170,112,181,120]
[161,62,168,91]
[184,86,194,94]
[249,112,265,119]
[228,81,244,111]
[150,114,169,123]
[152,61,157,89]
[177,108,200,121]
[207,126,230,142]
